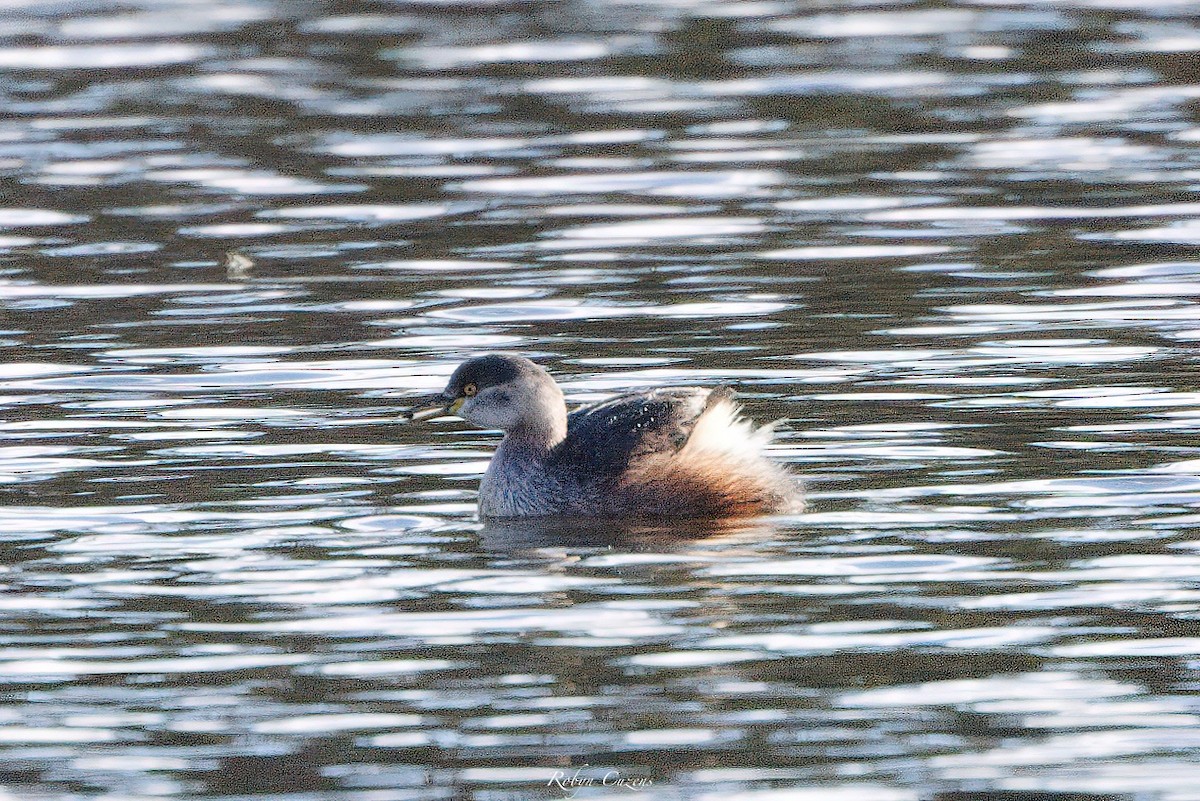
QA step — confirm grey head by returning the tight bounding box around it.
[425,354,567,444]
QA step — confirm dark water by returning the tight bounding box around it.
[3,1,1200,799]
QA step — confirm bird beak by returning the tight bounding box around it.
[406,394,463,422]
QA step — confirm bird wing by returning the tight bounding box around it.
[550,387,727,482]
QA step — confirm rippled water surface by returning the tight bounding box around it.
[4,1,1200,799]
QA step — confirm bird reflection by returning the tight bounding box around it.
[477,514,782,551]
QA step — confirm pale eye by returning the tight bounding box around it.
[463,383,478,397]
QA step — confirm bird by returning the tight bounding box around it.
[409,354,802,519]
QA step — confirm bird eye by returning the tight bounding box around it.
[462,383,478,397]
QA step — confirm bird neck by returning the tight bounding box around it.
[506,395,567,453]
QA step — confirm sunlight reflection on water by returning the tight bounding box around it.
[2,0,1200,799]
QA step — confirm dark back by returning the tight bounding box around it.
[550,388,711,483]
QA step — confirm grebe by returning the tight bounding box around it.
[410,354,802,519]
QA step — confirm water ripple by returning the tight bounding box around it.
[2,1,1199,799]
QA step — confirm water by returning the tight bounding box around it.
[2,1,1200,799]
